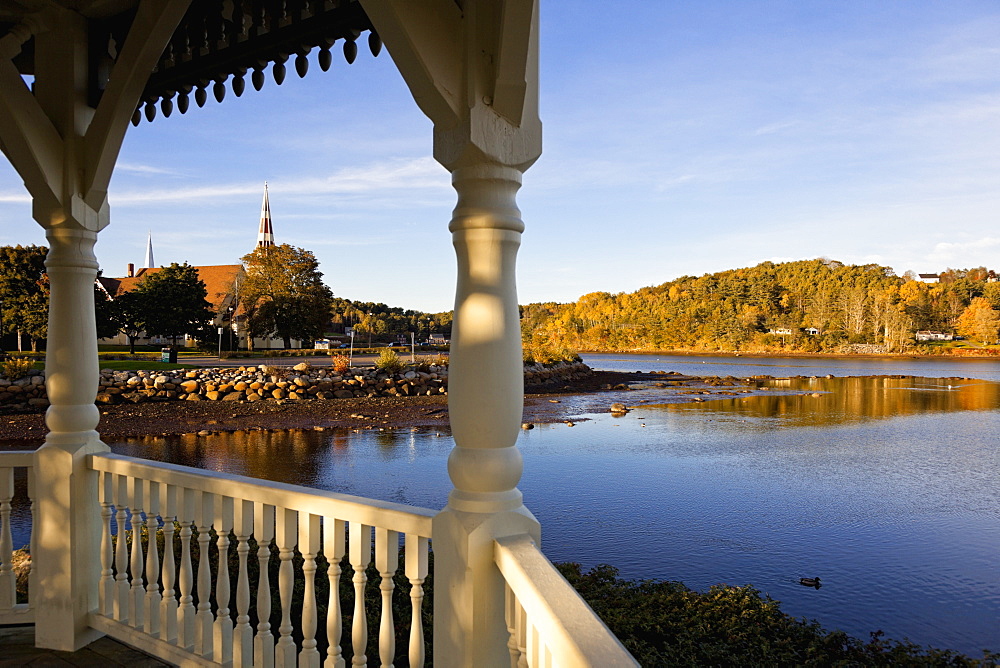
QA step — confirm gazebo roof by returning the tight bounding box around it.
[1,1,379,125]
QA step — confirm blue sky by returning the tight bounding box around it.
[2,1,999,312]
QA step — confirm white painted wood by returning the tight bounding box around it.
[299,512,321,668]
[0,466,15,611]
[349,522,373,667]
[275,507,298,668]
[128,476,145,629]
[89,612,218,668]
[195,491,215,659]
[144,479,161,638]
[160,483,179,644]
[375,528,399,667]
[233,499,254,667]
[26,463,37,610]
[323,518,346,668]
[215,495,234,664]
[254,502,276,668]
[114,474,129,623]
[405,534,429,668]
[90,454,434,536]
[493,535,638,667]
[178,488,197,651]
[504,584,520,668]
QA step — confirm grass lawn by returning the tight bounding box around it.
[27,360,197,372]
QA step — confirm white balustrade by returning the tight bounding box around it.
[494,534,639,668]
[0,450,34,623]
[87,453,434,667]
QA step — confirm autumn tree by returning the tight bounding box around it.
[956,297,1000,345]
[135,263,214,346]
[0,245,49,351]
[240,244,334,349]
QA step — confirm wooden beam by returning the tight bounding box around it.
[360,0,463,128]
[84,0,191,211]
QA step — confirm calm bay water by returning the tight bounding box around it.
[4,354,999,654]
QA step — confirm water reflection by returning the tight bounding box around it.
[655,376,1000,427]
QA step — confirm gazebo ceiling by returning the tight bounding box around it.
[1,0,381,126]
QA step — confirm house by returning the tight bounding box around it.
[98,263,244,347]
[915,330,954,342]
[918,273,940,283]
[769,327,794,336]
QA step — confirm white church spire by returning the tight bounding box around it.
[257,182,274,248]
[144,231,154,268]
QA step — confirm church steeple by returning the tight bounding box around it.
[144,231,155,268]
[257,182,274,248]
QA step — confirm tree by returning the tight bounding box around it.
[135,263,214,346]
[240,244,334,349]
[956,297,1000,345]
[0,245,49,351]
[108,289,151,353]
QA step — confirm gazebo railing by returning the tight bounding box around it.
[495,534,639,667]
[0,450,34,624]
[87,453,434,667]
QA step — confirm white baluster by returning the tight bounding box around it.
[405,535,429,668]
[178,488,197,651]
[160,483,179,644]
[144,479,161,637]
[214,496,234,664]
[299,512,321,668]
[254,502,275,668]
[128,476,145,628]
[233,499,254,667]
[26,465,36,606]
[196,491,215,659]
[99,471,114,616]
[504,583,520,668]
[274,507,297,668]
[114,475,129,622]
[375,528,399,667]
[516,602,528,668]
[323,518,346,668]
[349,522,372,667]
[0,466,13,611]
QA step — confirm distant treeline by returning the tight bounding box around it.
[520,259,1000,353]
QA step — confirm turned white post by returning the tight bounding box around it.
[233,500,254,667]
[360,1,543,663]
[144,479,161,638]
[375,528,399,667]
[195,491,215,659]
[323,518,347,668]
[299,512,322,668]
[274,507,297,668]
[33,224,110,650]
[214,495,234,664]
[349,522,372,667]
[254,502,275,668]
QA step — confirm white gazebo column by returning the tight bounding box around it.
[432,150,541,666]
[0,2,190,651]
[33,212,109,652]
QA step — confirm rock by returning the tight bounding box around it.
[293,362,311,372]
[334,390,354,399]
[521,423,534,430]
[610,403,629,413]
[222,392,243,401]
[205,391,221,401]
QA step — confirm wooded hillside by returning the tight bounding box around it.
[521,259,1000,353]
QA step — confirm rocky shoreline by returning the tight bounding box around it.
[0,360,593,410]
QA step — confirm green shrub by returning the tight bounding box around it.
[558,563,997,666]
[1,356,34,380]
[523,342,580,366]
[375,348,405,374]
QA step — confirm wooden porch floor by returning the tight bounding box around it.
[0,626,172,667]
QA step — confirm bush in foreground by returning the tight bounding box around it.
[558,563,998,666]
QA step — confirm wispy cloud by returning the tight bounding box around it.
[928,237,1000,264]
[117,162,184,176]
[0,192,30,203]
[109,157,447,205]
